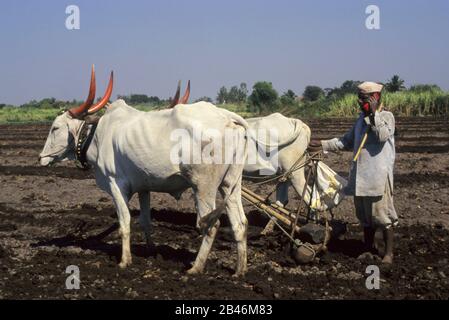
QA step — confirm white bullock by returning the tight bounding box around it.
[39,68,249,275]
[244,113,312,207]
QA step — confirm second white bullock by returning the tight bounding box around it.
[244,113,312,206]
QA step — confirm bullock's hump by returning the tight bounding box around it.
[171,102,226,123]
[103,99,143,118]
[107,99,128,110]
[172,101,217,114]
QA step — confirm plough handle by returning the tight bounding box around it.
[354,106,383,162]
[353,131,368,162]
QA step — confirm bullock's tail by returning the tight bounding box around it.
[197,181,234,235]
[219,108,249,130]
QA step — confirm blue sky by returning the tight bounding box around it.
[0,0,448,104]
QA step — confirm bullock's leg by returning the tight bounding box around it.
[188,221,221,275]
[275,180,291,207]
[138,191,154,249]
[223,176,248,277]
[218,167,248,276]
[110,181,132,268]
[187,189,218,275]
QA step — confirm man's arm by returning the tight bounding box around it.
[367,111,395,142]
[321,124,355,152]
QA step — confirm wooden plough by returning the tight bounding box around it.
[241,151,344,263]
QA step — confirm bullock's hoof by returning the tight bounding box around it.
[232,267,247,278]
[118,260,132,269]
[232,272,246,278]
[186,267,202,275]
[274,200,285,208]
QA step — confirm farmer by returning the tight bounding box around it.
[308,81,398,264]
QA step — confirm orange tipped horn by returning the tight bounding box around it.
[68,65,96,118]
[168,81,181,108]
[179,80,190,104]
[88,71,114,114]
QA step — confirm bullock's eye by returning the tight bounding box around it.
[51,127,59,133]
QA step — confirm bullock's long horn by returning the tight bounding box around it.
[168,81,181,108]
[179,80,190,104]
[68,65,96,118]
[88,71,114,114]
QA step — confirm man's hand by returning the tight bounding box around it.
[367,95,380,115]
[364,114,375,127]
[307,139,322,153]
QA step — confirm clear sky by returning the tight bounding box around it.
[0,0,448,105]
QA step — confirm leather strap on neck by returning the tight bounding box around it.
[75,122,97,170]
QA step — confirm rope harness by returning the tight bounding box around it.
[241,150,330,261]
[243,150,323,204]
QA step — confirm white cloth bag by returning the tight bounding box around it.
[308,161,347,212]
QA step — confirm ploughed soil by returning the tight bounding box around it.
[0,117,448,299]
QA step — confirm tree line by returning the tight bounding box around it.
[211,75,446,115]
[1,75,446,117]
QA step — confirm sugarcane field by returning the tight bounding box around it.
[1,1,449,312]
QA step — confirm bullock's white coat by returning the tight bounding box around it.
[244,113,311,206]
[40,100,249,275]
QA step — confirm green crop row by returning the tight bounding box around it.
[1,89,448,124]
[325,90,449,117]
